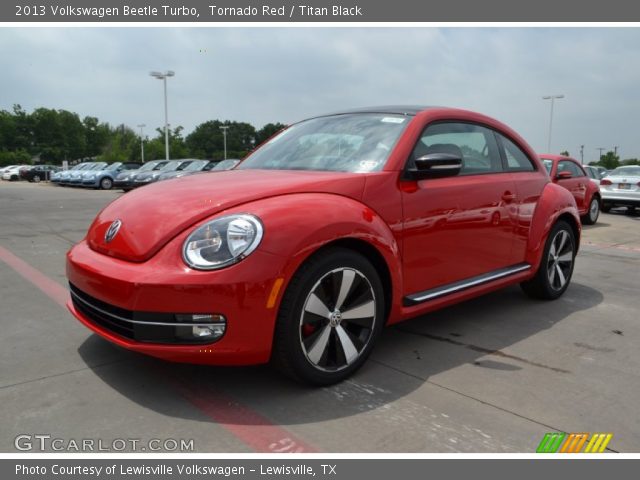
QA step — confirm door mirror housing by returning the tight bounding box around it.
[556,170,573,180]
[406,153,463,180]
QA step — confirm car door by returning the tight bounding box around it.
[557,160,587,212]
[401,122,518,299]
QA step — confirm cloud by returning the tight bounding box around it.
[1,27,639,159]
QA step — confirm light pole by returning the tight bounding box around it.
[137,124,146,163]
[150,70,175,161]
[220,126,229,160]
[597,147,606,163]
[542,94,564,153]
[580,145,584,163]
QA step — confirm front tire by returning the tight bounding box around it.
[582,196,600,225]
[521,220,576,300]
[272,248,385,385]
[33,175,41,183]
[100,177,113,190]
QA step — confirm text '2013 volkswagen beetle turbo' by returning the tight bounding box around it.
[66,106,581,385]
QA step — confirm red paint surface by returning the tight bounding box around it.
[540,154,601,217]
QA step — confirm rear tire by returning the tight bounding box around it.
[581,196,599,225]
[33,175,41,183]
[521,220,576,300]
[272,248,385,386]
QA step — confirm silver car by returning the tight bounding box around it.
[600,166,640,212]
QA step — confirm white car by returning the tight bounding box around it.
[1,165,25,181]
[582,165,602,186]
[600,165,640,212]
[0,165,19,175]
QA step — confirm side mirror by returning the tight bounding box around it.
[406,153,462,180]
[556,170,573,180]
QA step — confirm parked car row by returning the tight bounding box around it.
[1,164,61,181]
[114,158,240,191]
[49,159,240,191]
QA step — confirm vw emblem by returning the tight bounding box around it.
[104,219,122,243]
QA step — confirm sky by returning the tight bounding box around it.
[1,27,639,161]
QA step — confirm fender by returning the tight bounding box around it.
[229,193,404,323]
[525,182,581,272]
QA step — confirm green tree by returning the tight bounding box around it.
[255,122,287,147]
[560,150,570,157]
[145,126,189,161]
[99,124,139,163]
[621,158,639,165]
[598,151,620,170]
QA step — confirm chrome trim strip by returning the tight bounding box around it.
[405,263,531,305]
[70,290,224,327]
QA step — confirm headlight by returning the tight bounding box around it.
[182,214,263,270]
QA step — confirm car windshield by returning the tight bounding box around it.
[158,160,184,172]
[104,162,123,171]
[610,166,640,176]
[86,163,107,171]
[182,160,207,171]
[542,159,553,173]
[147,161,169,171]
[238,113,410,173]
[212,159,240,171]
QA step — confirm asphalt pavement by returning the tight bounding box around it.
[1,181,638,453]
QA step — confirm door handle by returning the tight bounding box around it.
[501,191,516,202]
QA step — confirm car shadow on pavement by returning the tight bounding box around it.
[77,282,603,426]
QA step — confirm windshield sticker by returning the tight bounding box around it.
[358,160,380,171]
[381,117,405,124]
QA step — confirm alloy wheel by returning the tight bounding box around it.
[547,230,574,291]
[589,198,599,223]
[299,267,376,372]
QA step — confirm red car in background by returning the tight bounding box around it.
[67,106,580,385]
[540,154,601,225]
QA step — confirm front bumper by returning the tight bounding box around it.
[66,239,286,365]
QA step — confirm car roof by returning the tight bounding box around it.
[539,154,579,162]
[313,105,438,118]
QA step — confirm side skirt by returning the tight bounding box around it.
[403,263,531,307]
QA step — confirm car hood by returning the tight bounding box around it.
[134,172,162,181]
[86,169,367,262]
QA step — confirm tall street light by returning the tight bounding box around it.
[220,126,230,160]
[137,124,146,163]
[150,70,175,161]
[542,94,564,153]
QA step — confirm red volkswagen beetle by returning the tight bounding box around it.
[67,106,580,385]
[539,154,601,225]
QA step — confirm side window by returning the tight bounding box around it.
[558,161,584,177]
[498,135,535,172]
[411,122,503,175]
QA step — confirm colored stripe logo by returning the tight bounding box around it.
[536,432,612,453]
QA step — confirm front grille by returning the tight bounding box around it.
[69,283,222,345]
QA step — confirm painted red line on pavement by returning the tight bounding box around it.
[0,244,319,453]
[173,379,319,453]
[0,245,69,307]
